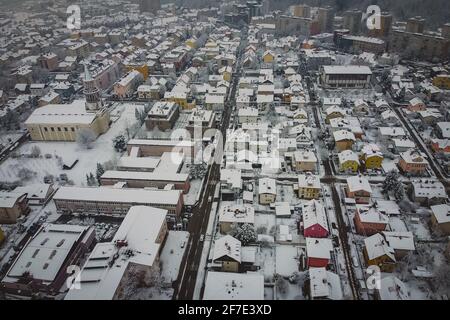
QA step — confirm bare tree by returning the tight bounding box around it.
[76,128,96,149]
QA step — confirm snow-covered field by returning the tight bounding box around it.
[0,102,144,186]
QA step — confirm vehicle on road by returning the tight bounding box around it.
[199,234,204,242]
[180,240,186,248]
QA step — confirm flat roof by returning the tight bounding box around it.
[322,65,372,75]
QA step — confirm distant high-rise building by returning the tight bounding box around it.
[83,64,103,112]
[139,0,161,13]
[406,16,425,34]
[368,12,392,38]
[292,4,311,18]
[317,6,334,33]
[343,9,362,35]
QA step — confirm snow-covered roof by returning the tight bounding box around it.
[213,235,241,263]
[203,271,264,300]
[65,206,167,300]
[5,224,91,284]
[411,180,446,200]
[0,191,26,208]
[364,233,396,261]
[430,204,450,224]
[378,127,406,137]
[275,202,291,217]
[25,99,97,125]
[400,149,428,165]
[101,170,188,183]
[220,169,242,189]
[298,174,321,189]
[53,186,181,205]
[322,65,372,75]
[383,231,415,251]
[333,130,355,142]
[13,184,52,201]
[356,205,389,224]
[437,122,450,138]
[259,177,276,195]
[392,138,415,149]
[338,150,359,164]
[374,200,400,215]
[379,276,410,300]
[303,200,328,232]
[309,268,343,300]
[346,176,372,193]
[219,204,255,224]
[306,237,333,259]
[117,156,161,171]
[293,150,318,163]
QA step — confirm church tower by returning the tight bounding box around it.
[83,63,103,112]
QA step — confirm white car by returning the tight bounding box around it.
[199,234,205,242]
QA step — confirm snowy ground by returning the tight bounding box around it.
[160,231,189,283]
[0,102,144,186]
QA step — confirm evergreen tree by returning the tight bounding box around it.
[96,163,105,181]
[113,135,127,153]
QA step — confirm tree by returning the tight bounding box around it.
[96,163,105,181]
[275,275,289,296]
[30,146,41,158]
[230,223,257,245]
[433,263,450,296]
[76,128,96,149]
[113,134,127,153]
[17,168,36,181]
[382,170,404,201]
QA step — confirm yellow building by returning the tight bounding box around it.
[360,144,383,170]
[185,38,198,49]
[25,100,110,142]
[124,63,149,80]
[262,50,275,63]
[219,66,233,82]
[338,150,360,173]
[433,74,450,90]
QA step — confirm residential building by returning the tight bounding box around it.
[338,150,359,173]
[306,237,333,268]
[410,179,447,206]
[430,204,450,235]
[309,268,343,300]
[398,149,428,175]
[65,206,168,300]
[297,174,321,200]
[219,204,255,234]
[345,176,372,204]
[363,233,396,272]
[203,272,264,300]
[354,205,389,236]
[320,65,372,89]
[303,200,329,238]
[145,101,180,131]
[258,178,277,205]
[0,191,30,224]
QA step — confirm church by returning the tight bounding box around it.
[25,65,110,142]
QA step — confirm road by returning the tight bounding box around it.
[173,40,245,300]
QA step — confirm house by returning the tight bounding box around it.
[262,50,275,63]
[374,99,390,111]
[380,110,399,125]
[354,205,389,236]
[410,180,447,206]
[360,144,383,170]
[430,204,450,235]
[418,108,443,125]
[430,138,450,154]
[333,130,356,151]
[65,206,168,300]
[258,178,277,205]
[1,224,95,298]
[346,176,372,204]
[13,183,54,206]
[436,122,450,139]
[383,231,415,259]
[325,106,345,124]
[297,174,321,200]
[205,94,225,110]
[338,150,360,173]
[292,150,317,172]
[329,117,363,139]
[392,138,416,153]
[407,97,426,112]
[275,202,291,218]
[398,149,428,175]
[378,276,410,300]
[113,70,143,99]
[303,200,329,238]
[363,233,396,272]
[203,272,264,300]
[238,107,259,124]
[219,204,255,234]
[0,191,30,224]
[145,101,180,131]
[212,235,241,272]
[378,127,406,143]
[306,238,333,268]
[309,268,343,300]
[220,169,243,201]
[353,99,369,115]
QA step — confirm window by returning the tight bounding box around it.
[71,128,75,132]
[51,127,55,132]
[57,127,61,132]
[64,128,68,132]
[44,127,48,132]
